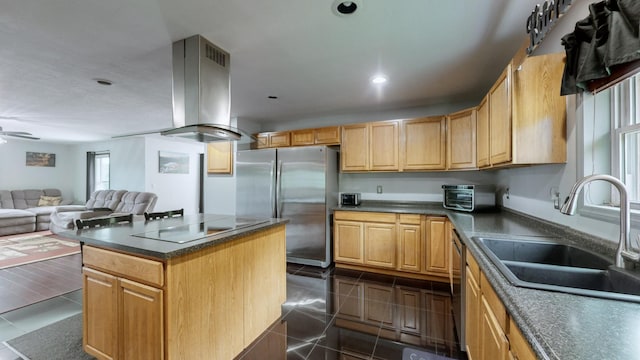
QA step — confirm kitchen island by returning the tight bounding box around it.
[62,214,288,360]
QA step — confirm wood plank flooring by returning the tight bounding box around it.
[0,254,82,314]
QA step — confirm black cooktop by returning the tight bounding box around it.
[132,217,271,244]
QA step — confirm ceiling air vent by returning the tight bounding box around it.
[205,43,227,67]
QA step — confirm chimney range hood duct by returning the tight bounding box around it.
[162,35,248,142]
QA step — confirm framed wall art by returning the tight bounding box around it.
[158,151,189,174]
[26,152,56,167]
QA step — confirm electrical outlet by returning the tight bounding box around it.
[505,187,510,200]
[550,186,560,209]
[377,185,383,194]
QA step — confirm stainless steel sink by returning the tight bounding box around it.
[477,237,611,269]
[473,237,640,303]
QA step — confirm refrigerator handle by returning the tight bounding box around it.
[275,160,283,218]
[270,160,276,218]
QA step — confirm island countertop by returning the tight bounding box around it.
[59,213,288,260]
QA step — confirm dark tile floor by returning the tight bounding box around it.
[0,264,467,360]
[237,264,467,360]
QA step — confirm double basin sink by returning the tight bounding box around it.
[473,237,640,303]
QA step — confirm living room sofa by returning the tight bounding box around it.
[49,189,158,233]
[0,189,73,236]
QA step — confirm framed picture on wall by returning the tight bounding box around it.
[26,152,56,167]
[158,151,189,174]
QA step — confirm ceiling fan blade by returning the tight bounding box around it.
[0,131,32,136]
[5,133,40,140]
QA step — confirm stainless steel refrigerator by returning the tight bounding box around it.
[236,146,338,267]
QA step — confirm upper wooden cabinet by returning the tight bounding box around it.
[256,126,341,149]
[370,121,399,171]
[255,131,290,149]
[447,108,477,170]
[341,123,369,171]
[290,126,341,146]
[207,142,233,174]
[476,96,490,168]
[341,120,399,172]
[401,116,446,171]
[481,47,567,168]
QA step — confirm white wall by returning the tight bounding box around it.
[71,137,146,202]
[144,137,203,214]
[340,171,498,202]
[0,139,75,200]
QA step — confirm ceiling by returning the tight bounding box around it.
[0,0,545,143]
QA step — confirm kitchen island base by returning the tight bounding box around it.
[82,224,286,360]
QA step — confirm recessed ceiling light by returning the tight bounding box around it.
[371,75,388,85]
[268,96,279,99]
[94,78,113,86]
[332,0,361,16]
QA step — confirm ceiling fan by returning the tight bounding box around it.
[0,126,40,140]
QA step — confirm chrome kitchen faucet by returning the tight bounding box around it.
[561,174,640,268]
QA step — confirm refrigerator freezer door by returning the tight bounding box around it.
[277,147,330,265]
[236,149,277,218]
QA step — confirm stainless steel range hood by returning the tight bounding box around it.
[162,35,248,142]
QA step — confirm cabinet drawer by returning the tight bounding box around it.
[335,211,396,223]
[398,214,421,225]
[83,246,164,287]
[480,272,508,333]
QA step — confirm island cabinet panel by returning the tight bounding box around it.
[401,116,446,171]
[83,224,286,360]
[119,279,164,360]
[83,268,118,360]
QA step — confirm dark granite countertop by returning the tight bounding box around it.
[334,201,640,360]
[59,214,288,260]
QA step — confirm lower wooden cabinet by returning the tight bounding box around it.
[424,217,450,275]
[334,211,451,280]
[466,251,538,360]
[83,267,163,360]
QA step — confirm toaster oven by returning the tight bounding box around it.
[442,185,495,212]
[340,193,361,206]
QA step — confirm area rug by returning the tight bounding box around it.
[3,313,95,360]
[0,232,80,270]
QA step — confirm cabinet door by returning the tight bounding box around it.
[489,64,512,165]
[341,124,369,171]
[370,121,399,171]
[119,278,164,360]
[465,267,481,360]
[447,108,477,170]
[509,318,538,360]
[401,117,446,170]
[207,142,233,174]
[397,224,421,272]
[335,220,365,264]
[511,52,566,164]
[290,129,315,146]
[83,267,118,360]
[480,296,509,360]
[425,217,449,275]
[364,222,396,269]
[476,95,490,168]
[315,126,341,144]
[269,131,291,147]
[254,133,269,149]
